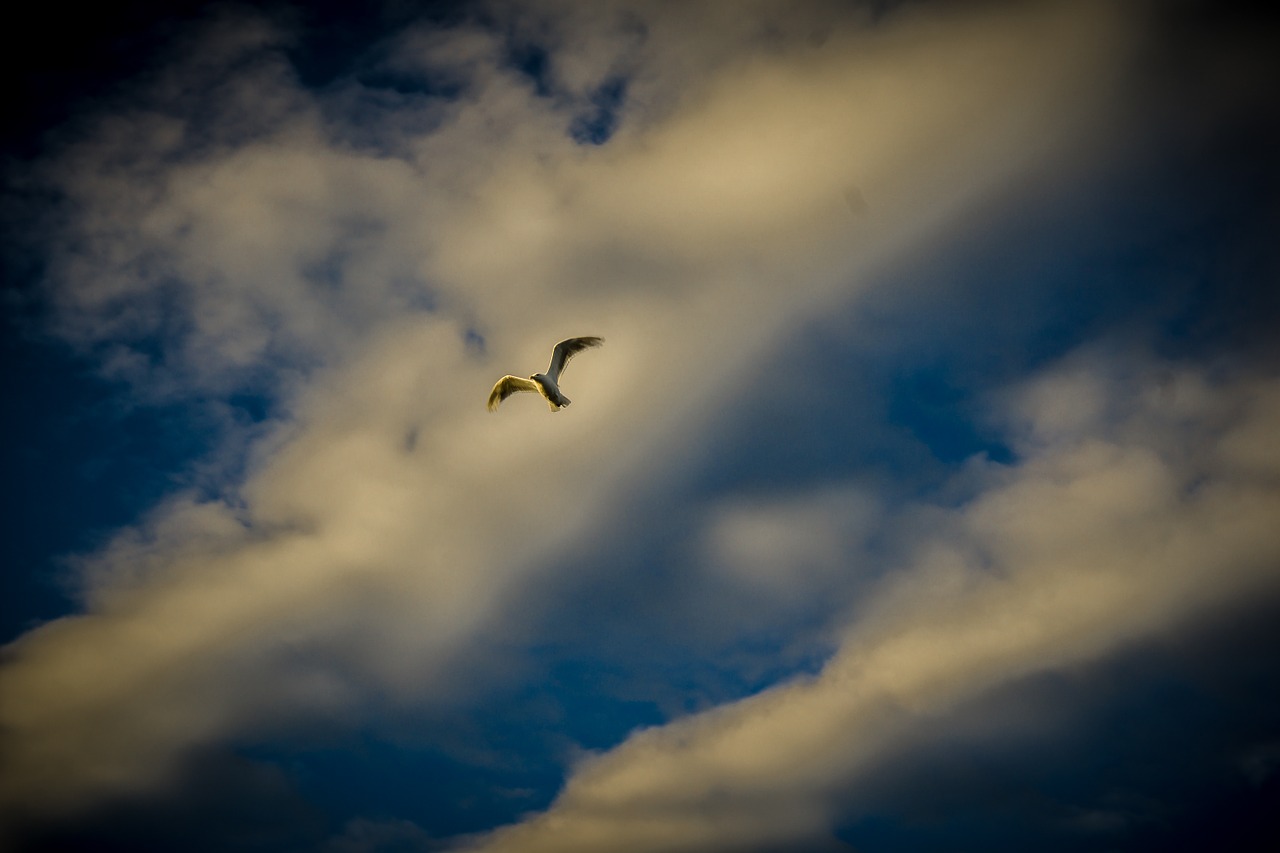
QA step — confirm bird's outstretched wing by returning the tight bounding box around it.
[546,336,603,382]
[488,375,540,411]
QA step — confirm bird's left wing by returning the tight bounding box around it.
[488,375,540,411]
[546,336,604,381]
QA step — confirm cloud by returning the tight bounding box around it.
[461,352,1280,853]
[1,0,1169,843]
[699,486,881,619]
[24,0,1129,400]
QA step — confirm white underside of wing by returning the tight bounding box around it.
[488,375,541,411]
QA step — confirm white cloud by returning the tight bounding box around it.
[461,355,1280,853]
[2,0,1145,834]
[701,487,880,601]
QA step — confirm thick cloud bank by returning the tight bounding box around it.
[3,1,1277,850]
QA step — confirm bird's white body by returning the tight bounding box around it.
[529,373,570,409]
[488,337,603,412]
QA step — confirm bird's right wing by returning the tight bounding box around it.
[546,336,604,382]
[487,375,540,411]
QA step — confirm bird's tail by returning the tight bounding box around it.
[548,394,571,411]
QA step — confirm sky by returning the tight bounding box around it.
[2,1,1279,850]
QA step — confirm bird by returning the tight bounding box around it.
[487,336,604,412]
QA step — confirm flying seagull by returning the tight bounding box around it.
[487,336,604,412]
